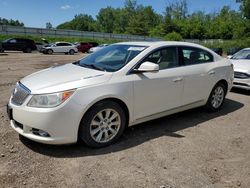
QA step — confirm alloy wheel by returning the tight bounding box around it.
[90,109,121,143]
[211,86,224,109]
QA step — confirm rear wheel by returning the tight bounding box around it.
[69,49,75,55]
[79,101,126,148]
[23,47,32,53]
[205,82,226,112]
[47,49,53,55]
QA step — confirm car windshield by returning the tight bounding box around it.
[3,39,10,43]
[231,49,250,60]
[78,44,147,72]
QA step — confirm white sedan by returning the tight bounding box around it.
[229,48,250,90]
[7,41,233,147]
[40,42,78,55]
[88,44,109,53]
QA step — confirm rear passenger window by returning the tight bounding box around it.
[143,47,178,70]
[181,47,213,65]
[56,43,71,46]
[9,39,17,43]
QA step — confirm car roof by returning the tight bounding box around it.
[117,41,209,48]
[55,42,72,44]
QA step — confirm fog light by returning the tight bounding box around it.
[32,128,50,137]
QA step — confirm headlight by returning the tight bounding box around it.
[27,90,75,108]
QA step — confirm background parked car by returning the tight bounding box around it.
[210,48,223,56]
[88,44,109,53]
[40,42,78,55]
[1,38,37,53]
[76,42,99,53]
[0,42,3,52]
[229,48,250,90]
[35,42,46,51]
[227,47,242,56]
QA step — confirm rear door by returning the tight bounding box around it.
[178,46,215,105]
[64,43,73,52]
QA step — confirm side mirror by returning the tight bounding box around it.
[135,61,159,73]
[227,55,232,59]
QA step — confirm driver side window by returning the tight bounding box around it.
[143,47,178,70]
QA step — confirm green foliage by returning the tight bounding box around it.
[239,0,250,19]
[57,14,96,31]
[2,0,250,41]
[54,0,250,40]
[96,7,116,33]
[46,22,53,29]
[0,17,24,26]
[126,6,161,35]
[164,32,183,41]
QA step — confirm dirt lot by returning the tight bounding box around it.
[0,52,249,188]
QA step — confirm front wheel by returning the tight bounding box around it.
[79,101,126,148]
[205,82,226,112]
[47,49,53,55]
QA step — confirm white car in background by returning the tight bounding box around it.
[88,44,109,53]
[7,41,233,147]
[40,42,78,55]
[229,48,250,90]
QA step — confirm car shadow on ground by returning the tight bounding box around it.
[20,98,244,158]
[231,88,250,95]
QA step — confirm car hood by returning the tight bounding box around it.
[20,63,112,94]
[230,59,250,73]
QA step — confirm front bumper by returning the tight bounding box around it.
[7,96,83,145]
[233,78,250,90]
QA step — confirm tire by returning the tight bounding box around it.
[69,49,74,55]
[26,47,32,53]
[23,47,32,53]
[47,49,53,55]
[79,101,126,148]
[205,82,226,112]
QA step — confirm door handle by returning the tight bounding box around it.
[172,77,183,82]
[208,71,215,75]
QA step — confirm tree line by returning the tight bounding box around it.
[0,17,24,27]
[1,0,250,40]
[56,0,250,40]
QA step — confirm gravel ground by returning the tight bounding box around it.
[0,52,249,188]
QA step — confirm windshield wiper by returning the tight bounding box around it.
[81,63,105,71]
[73,60,80,65]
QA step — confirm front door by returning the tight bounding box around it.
[132,47,184,120]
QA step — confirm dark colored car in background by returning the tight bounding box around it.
[0,42,3,52]
[210,48,223,56]
[76,42,99,53]
[1,38,37,53]
[227,47,242,56]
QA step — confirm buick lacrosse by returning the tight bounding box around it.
[7,41,234,147]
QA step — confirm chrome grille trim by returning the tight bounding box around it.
[11,82,31,105]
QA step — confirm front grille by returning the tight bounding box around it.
[11,82,31,105]
[234,82,249,87]
[234,72,250,79]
